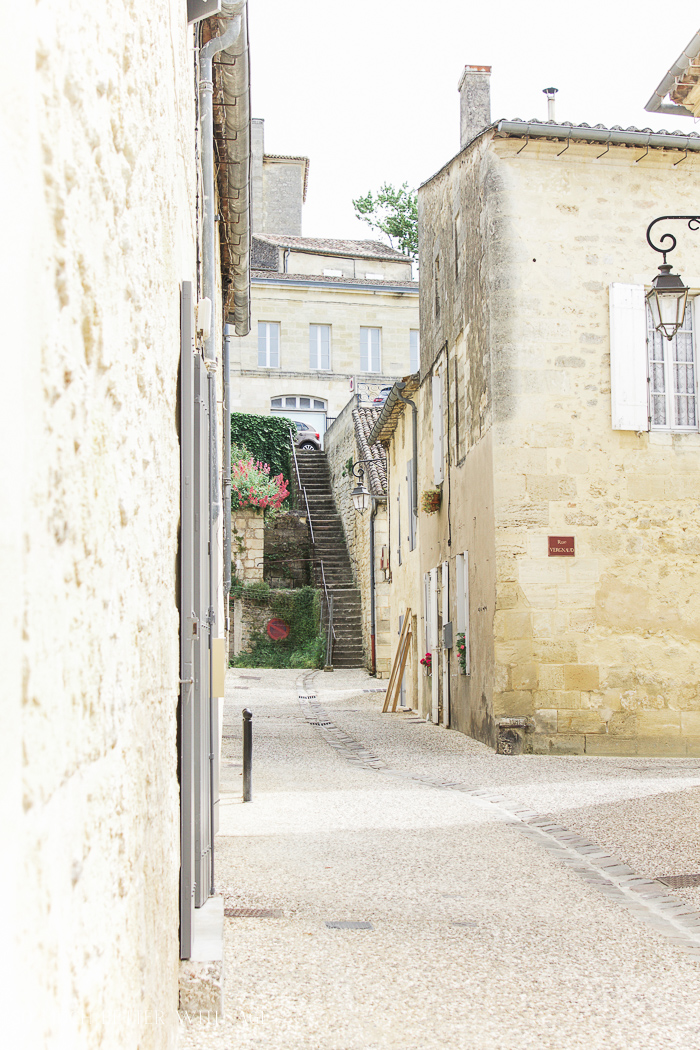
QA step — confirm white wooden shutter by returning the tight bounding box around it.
[320,325,330,370]
[309,325,318,369]
[609,283,648,431]
[432,372,444,483]
[269,323,279,368]
[360,327,369,371]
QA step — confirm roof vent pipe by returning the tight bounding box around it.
[458,65,491,149]
[543,87,558,122]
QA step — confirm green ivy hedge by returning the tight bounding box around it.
[231,585,325,669]
[230,412,293,485]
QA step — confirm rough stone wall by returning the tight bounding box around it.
[325,397,359,573]
[229,280,418,420]
[233,507,265,583]
[262,158,305,235]
[264,511,311,588]
[1,3,197,1046]
[419,127,700,755]
[489,139,700,756]
[416,136,501,742]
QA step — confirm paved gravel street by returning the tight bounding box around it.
[181,667,700,1050]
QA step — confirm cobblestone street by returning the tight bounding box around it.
[182,668,700,1050]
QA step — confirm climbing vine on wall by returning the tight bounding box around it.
[230,412,293,488]
[232,586,325,669]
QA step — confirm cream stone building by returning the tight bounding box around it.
[377,64,700,757]
[1,3,249,1046]
[228,121,419,434]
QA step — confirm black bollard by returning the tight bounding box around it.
[242,708,252,802]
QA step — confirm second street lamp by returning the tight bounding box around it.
[646,214,698,340]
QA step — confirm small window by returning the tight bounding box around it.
[647,302,697,430]
[299,397,311,408]
[285,396,296,408]
[365,272,384,280]
[258,321,280,368]
[410,330,419,372]
[313,399,326,410]
[323,269,343,277]
[271,397,282,408]
[309,324,331,370]
[360,327,381,372]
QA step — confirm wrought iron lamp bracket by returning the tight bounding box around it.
[646,215,700,264]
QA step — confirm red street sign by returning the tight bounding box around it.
[548,536,575,557]
[267,618,290,641]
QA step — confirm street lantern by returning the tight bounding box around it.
[352,478,371,514]
[646,263,689,341]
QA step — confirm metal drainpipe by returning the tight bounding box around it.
[199,10,242,897]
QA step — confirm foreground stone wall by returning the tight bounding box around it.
[1,3,197,1046]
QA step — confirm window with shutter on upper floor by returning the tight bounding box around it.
[258,321,280,368]
[309,324,331,370]
[360,327,381,372]
[410,329,419,373]
[609,284,699,432]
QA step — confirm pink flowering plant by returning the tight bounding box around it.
[231,443,289,516]
[419,651,432,676]
[456,632,467,674]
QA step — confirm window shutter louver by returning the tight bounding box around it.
[309,326,317,370]
[269,323,279,368]
[360,328,369,372]
[609,283,648,431]
[321,326,330,370]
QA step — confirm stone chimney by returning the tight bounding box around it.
[458,65,491,149]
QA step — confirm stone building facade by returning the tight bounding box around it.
[228,124,419,438]
[378,65,700,756]
[1,3,249,1047]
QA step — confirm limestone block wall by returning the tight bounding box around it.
[1,3,197,1047]
[418,125,700,755]
[233,508,265,583]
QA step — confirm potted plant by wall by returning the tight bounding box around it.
[420,652,432,676]
[456,632,467,674]
[421,489,441,514]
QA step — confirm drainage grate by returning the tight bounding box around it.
[657,874,700,889]
[308,721,332,727]
[325,920,373,930]
[451,920,478,927]
[224,907,283,918]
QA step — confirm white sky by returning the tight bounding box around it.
[248,0,700,243]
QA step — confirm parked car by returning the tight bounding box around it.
[292,420,321,451]
[373,385,393,406]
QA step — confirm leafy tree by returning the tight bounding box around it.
[352,182,418,260]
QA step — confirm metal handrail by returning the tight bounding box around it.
[289,427,334,664]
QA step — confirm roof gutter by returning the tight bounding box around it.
[495,119,700,153]
[213,2,251,336]
[645,29,700,116]
[368,378,416,446]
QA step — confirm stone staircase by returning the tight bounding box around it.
[296,450,364,669]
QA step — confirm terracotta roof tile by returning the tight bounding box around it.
[352,407,387,496]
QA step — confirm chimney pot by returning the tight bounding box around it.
[458,65,492,149]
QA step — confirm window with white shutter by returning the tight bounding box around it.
[410,329,419,372]
[360,327,381,372]
[258,321,280,368]
[609,284,647,431]
[407,459,416,551]
[309,324,331,370]
[647,301,698,430]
